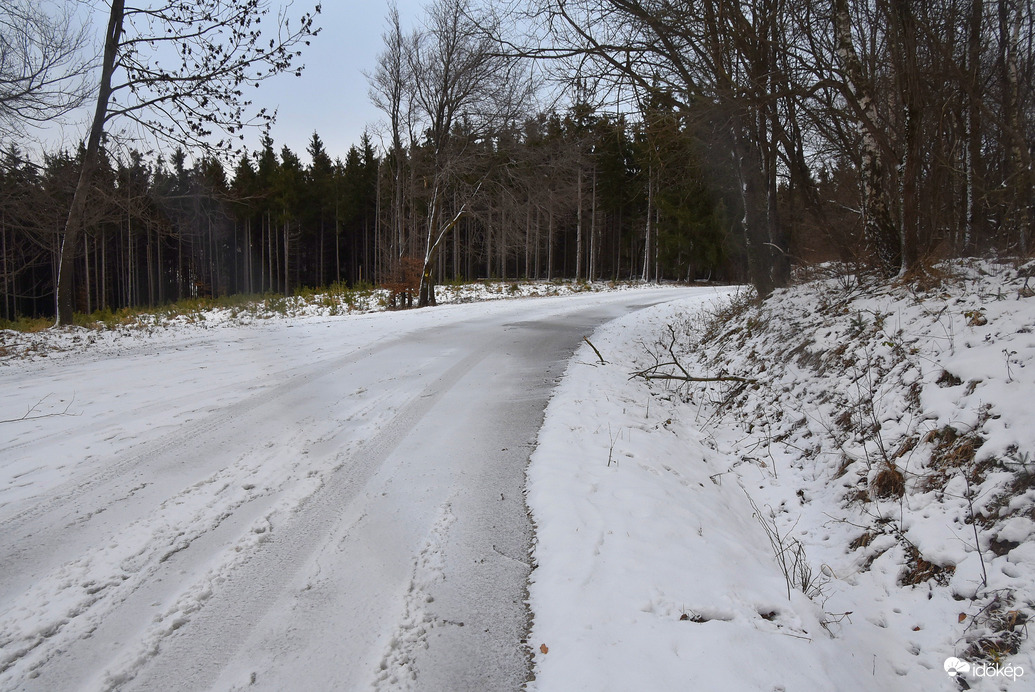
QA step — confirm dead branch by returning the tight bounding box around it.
[632,371,757,384]
[583,336,607,364]
[0,393,78,424]
[630,324,757,384]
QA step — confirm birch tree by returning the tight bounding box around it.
[831,0,899,273]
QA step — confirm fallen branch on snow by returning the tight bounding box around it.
[583,336,607,365]
[629,324,757,385]
[0,393,78,424]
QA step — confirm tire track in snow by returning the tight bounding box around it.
[0,334,439,689]
[0,331,427,596]
[86,344,495,692]
[0,288,697,692]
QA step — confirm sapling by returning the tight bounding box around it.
[963,472,989,589]
[607,424,620,467]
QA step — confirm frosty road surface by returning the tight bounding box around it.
[0,287,694,691]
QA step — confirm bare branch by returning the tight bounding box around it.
[630,324,757,384]
[0,393,78,424]
[0,0,93,136]
[583,336,606,364]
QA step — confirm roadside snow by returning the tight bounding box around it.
[527,261,1035,692]
[0,281,697,691]
[0,279,627,367]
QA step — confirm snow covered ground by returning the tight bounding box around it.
[526,260,1034,691]
[4,264,1032,692]
[0,282,698,691]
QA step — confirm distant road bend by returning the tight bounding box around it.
[0,287,698,691]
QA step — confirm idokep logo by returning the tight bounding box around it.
[944,657,971,677]
[945,656,1025,682]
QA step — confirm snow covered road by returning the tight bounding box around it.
[0,287,695,692]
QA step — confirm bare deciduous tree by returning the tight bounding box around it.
[370,0,533,307]
[54,0,320,325]
[521,0,798,296]
[831,0,899,274]
[411,0,533,306]
[0,0,92,137]
[368,2,413,276]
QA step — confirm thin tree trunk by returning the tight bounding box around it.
[534,206,541,279]
[642,163,652,282]
[84,233,91,314]
[486,199,494,279]
[576,164,583,281]
[100,228,106,311]
[55,0,125,324]
[891,0,923,273]
[175,226,182,301]
[964,0,984,254]
[525,204,531,279]
[130,224,137,306]
[833,0,900,274]
[547,205,554,281]
[283,218,290,296]
[336,201,342,285]
[1001,0,1032,253]
[590,164,597,281]
[266,214,271,293]
[499,206,505,280]
[2,215,9,320]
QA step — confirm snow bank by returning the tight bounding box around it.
[527,260,1035,691]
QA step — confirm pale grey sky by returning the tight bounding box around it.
[28,1,425,165]
[260,0,426,162]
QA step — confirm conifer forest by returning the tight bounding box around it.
[1,0,1032,321]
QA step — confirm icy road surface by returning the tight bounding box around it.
[0,287,696,691]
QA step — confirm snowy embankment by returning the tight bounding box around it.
[527,260,1034,691]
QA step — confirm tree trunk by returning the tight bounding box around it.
[964,0,984,254]
[486,199,493,279]
[547,205,554,281]
[590,164,597,281]
[534,207,541,279]
[100,229,107,311]
[732,126,775,298]
[283,219,290,296]
[576,163,583,281]
[524,205,531,279]
[55,0,125,325]
[1000,0,1033,253]
[832,0,900,275]
[642,163,652,282]
[890,0,923,273]
[2,215,9,320]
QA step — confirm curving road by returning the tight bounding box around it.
[0,288,693,691]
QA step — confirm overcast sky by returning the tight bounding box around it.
[30,1,425,165]
[260,0,425,163]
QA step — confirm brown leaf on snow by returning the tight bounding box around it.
[959,613,967,622]
[540,644,549,654]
